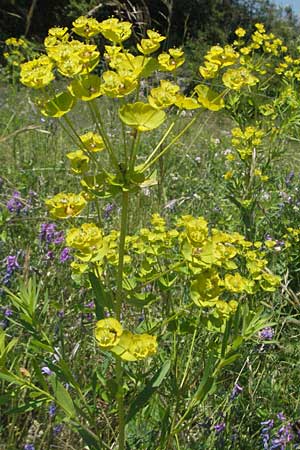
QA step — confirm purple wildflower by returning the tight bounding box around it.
[103,203,114,219]
[261,419,274,449]
[214,422,226,433]
[24,445,35,450]
[277,412,286,421]
[85,301,95,309]
[7,255,20,271]
[53,424,63,435]
[53,231,64,245]
[49,403,56,417]
[6,191,23,213]
[259,327,275,340]
[2,254,20,286]
[230,383,243,400]
[4,308,13,317]
[45,250,54,260]
[41,366,52,376]
[60,247,71,263]
[270,422,294,449]
[39,223,56,243]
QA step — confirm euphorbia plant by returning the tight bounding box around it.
[2,15,282,450]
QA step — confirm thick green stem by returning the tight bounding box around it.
[115,190,129,449]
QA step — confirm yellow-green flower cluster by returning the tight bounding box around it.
[66,223,118,270]
[199,45,239,79]
[66,131,105,174]
[137,29,165,55]
[179,215,280,318]
[45,192,87,218]
[61,213,279,322]
[20,55,54,88]
[95,318,157,361]
[231,126,265,160]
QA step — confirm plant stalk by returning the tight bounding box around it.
[115,190,129,449]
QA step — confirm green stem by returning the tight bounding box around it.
[142,110,203,172]
[89,100,120,171]
[129,130,141,174]
[115,190,129,450]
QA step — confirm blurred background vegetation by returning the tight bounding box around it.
[0,0,299,50]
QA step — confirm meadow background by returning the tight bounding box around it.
[2,1,300,449]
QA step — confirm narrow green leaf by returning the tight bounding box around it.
[50,376,76,418]
[217,353,241,370]
[89,272,113,319]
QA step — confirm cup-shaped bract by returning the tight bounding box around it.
[119,102,166,132]
[95,318,123,348]
[194,84,225,111]
[68,75,102,101]
[41,91,76,117]
[45,192,87,219]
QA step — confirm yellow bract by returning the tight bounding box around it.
[40,91,76,117]
[5,37,27,47]
[148,80,180,109]
[79,132,105,152]
[95,319,157,361]
[191,270,223,307]
[137,29,166,55]
[174,95,201,110]
[199,61,219,79]
[205,45,238,68]
[158,48,185,71]
[98,18,132,43]
[66,223,103,253]
[20,55,54,89]
[72,16,100,38]
[45,193,87,219]
[46,40,100,77]
[95,318,123,348]
[66,150,89,174]
[119,102,166,132]
[101,71,137,98]
[110,331,158,361]
[68,75,102,101]
[194,85,225,111]
[222,67,258,90]
[235,27,246,38]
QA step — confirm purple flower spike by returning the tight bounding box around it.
[230,383,243,400]
[6,255,20,271]
[4,308,13,317]
[49,403,56,417]
[7,191,23,213]
[60,247,71,263]
[85,301,95,309]
[53,424,63,435]
[277,412,286,421]
[41,366,52,376]
[24,445,35,450]
[103,203,114,219]
[39,223,56,243]
[259,327,275,340]
[214,422,226,433]
[53,231,64,245]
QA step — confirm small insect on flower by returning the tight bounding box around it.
[95,318,123,348]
